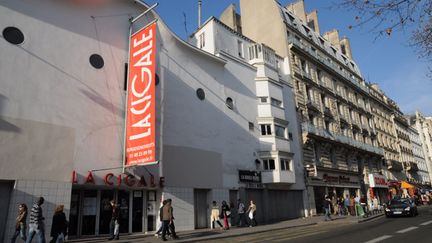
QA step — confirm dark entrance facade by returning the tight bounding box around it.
[69,186,154,238]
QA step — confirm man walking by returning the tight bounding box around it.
[237,199,247,227]
[108,200,120,241]
[161,199,178,241]
[26,197,46,243]
[323,196,332,221]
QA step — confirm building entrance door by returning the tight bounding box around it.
[194,189,209,229]
[117,190,130,233]
[0,180,13,242]
[81,190,97,235]
[99,190,114,234]
[132,190,143,232]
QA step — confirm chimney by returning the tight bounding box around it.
[198,0,202,28]
[323,29,341,50]
[340,37,353,59]
[306,10,320,34]
[286,0,306,23]
[219,4,242,33]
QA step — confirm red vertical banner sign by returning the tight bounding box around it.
[125,22,157,166]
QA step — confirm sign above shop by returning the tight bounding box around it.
[368,174,388,188]
[239,170,262,183]
[71,170,164,188]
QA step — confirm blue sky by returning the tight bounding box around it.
[144,0,432,116]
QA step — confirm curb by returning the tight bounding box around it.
[357,213,384,223]
[177,222,319,243]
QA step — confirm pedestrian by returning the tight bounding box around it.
[161,199,178,241]
[372,196,379,214]
[210,201,223,229]
[155,200,169,238]
[49,205,67,243]
[337,197,344,216]
[237,199,247,227]
[11,203,27,243]
[349,196,355,216]
[26,197,46,243]
[108,200,120,241]
[247,200,257,227]
[166,199,178,239]
[221,201,231,230]
[323,196,332,221]
[343,195,350,216]
[331,196,338,215]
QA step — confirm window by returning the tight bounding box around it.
[263,159,275,170]
[317,69,323,82]
[226,97,234,110]
[308,114,315,125]
[275,125,286,138]
[300,59,307,73]
[325,120,331,132]
[288,132,293,140]
[259,97,268,103]
[261,124,272,135]
[321,94,327,107]
[89,54,104,69]
[330,148,336,164]
[196,88,205,100]
[3,27,24,45]
[271,98,282,107]
[199,32,205,48]
[248,122,254,131]
[280,159,290,170]
[237,40,244,58]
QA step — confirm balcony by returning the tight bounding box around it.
[307,100,321,113]
[405,162,419,172]
[259,136,291,152]
[257,103,285,120]
[324,107,334,119]
[301,122,384,155]
[262,169,296,184]
[388,160,404,172]
[288,37,369,94]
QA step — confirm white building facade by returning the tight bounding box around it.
[407,122,430,185]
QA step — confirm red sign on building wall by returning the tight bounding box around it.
[125,22,157,166]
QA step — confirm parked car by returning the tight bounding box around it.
[385,198,418,217]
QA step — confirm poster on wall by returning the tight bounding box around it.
[125,22,157,167]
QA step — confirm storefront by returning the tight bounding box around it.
[309,170,360,214]
[69,171,163,238]
[368,174,390,204]
[387,180,402,198]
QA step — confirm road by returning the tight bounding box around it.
[203,206,432,243]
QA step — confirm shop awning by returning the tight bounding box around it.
[401,181,415,189]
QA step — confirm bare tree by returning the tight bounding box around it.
[338,0,432,75]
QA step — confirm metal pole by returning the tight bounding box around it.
[122,23,133,174]
[131,2,159,24]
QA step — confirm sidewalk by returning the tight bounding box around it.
[69,213,384,243]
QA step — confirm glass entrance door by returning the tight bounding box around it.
[132,190,143,232]
[99,190,114,234]
[118,190,130,233]
[81,190,97,235]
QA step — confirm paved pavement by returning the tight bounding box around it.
[68,210,383,243]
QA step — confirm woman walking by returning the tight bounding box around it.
[210,201,223,229]
[11,203,27,243]
[50,205,67,243]
[247,200,257,227]
[220,201,230,230]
